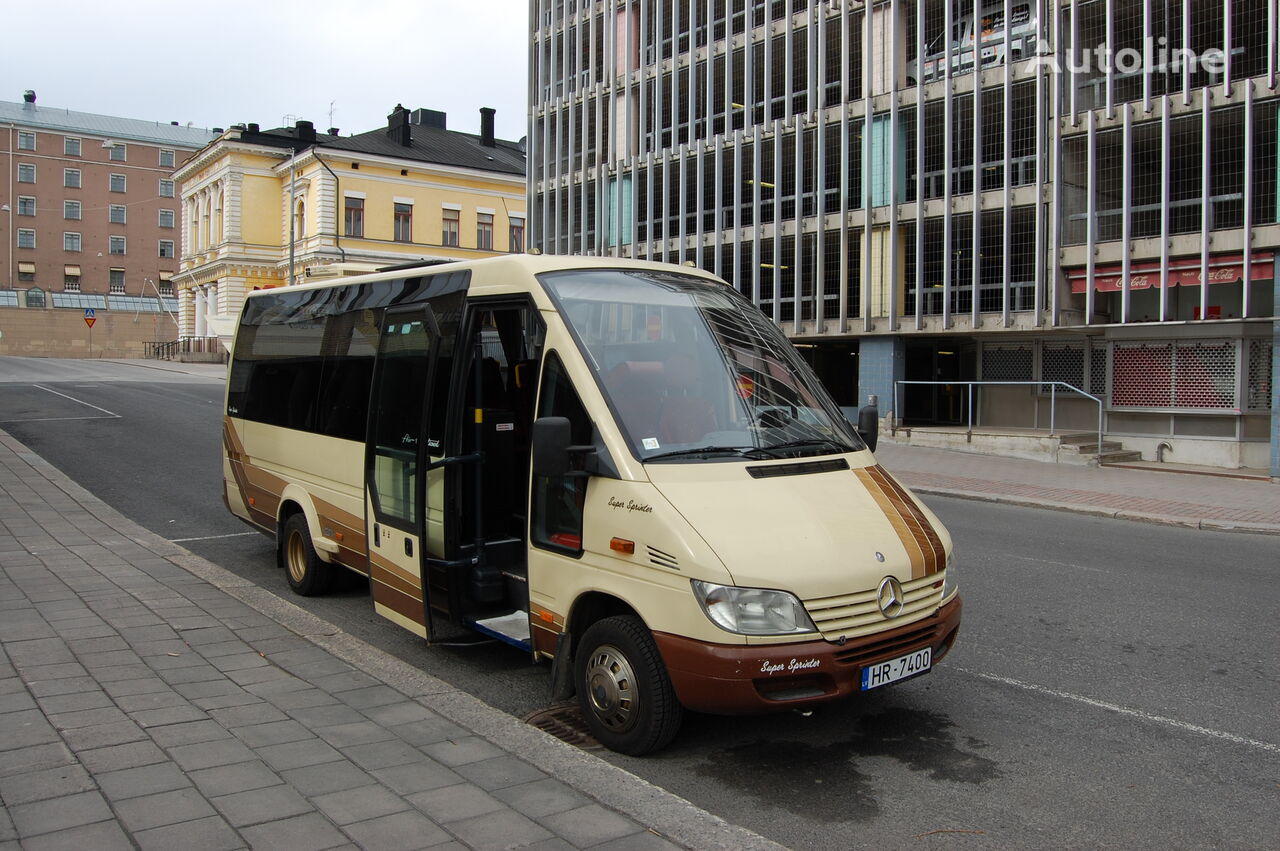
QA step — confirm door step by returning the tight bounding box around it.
[472,610,531,649]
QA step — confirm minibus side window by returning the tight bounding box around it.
[531,353,590,555]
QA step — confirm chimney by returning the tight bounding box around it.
[296,120,316,144]
[387,104,412,146]
[327,127,339,136]
[22,90,35,104]
[410,108,446,130]
[479,107,496,148]
[247,123,260,134]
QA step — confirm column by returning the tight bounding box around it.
[194,287,207,337]
[857,336,907,424]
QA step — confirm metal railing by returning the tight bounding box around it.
[893,380,1105,460]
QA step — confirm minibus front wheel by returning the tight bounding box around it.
[282,514,333,597]
[575,615,682,755]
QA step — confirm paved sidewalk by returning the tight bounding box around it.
[876,440,1280,534]
[0,430,781,851]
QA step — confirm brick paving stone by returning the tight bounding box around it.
[132,815,243,851]
[114,787,218,832]
[22,676,98,699]
[206,701,289,728]
[312,783,410,825]
[96,761,191,801]
[232,718,314,748]
[257,738,343,772]
[539,803,645,848]
[188,759,283,798]
[9,790,113,837]
[239,812,350,851]
[370,760,464,797]
[454,754,549,791]
[421,736,507,767]
[48,705,131,730]
[166,738,258,771]
[75,740,169,774]
[61,719,148,751]
[408,783,506,823]
[18,820,133,851]
[34,690,113,715]
[0,764,96,806]
[114,690,192,712]
[361,700,437,727]
[131,704,210,728]
[211,783,313,827]
[492,778,590,819]
[314,720,396,748]
[447,807,553,849]
[259,687,337,711]
[0,710,62,750]
[278,760,375,797]
[288,702,366,728]
[0,690,37,714]
[148,719,230,748]
[101,677,170,698]
[342,739,424,771]
[342,809,452,851]
[592,831,683,850]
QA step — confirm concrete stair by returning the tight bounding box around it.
[884,425,1142,466]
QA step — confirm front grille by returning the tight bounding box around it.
[832,621,940,667]
[804,571,945,642]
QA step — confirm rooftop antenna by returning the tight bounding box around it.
[327,101,336,130]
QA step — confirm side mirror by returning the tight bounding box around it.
[857,398,879,453]
[531,416,572,477]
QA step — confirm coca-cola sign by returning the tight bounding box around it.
[1069,253,1275,294]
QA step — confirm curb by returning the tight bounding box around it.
[2,430,786,851]
[909,485,1280,536]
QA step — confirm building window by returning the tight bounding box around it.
[18,264,35,283]
[159,179,175,198]
[110,173,126,193]
[158,277,174,296]
[108,143,126,162]
[344,197,364,237]
[109,269,126,294]
[394,203,413,242]
[64,233,82,252]
[64,137,81,156]
[109,204,127,224]
[17,164,35,183]
[159,240,175,258]
[64,271,81,292]
[64,200,82,220]
[476,213,494,250]
[509,220,525,253]
[159,149,175,168]
[17,196,36,216]
[293,199,306,238]
[64,168,81,188]
[17,229,36,249]
[159,209,175,228]
[441,208,459,246]
[17,131,36,150]
[109,236,126,255]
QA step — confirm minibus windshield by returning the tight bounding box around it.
[540,269,865,462]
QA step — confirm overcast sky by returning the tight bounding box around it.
[2,0,530,143]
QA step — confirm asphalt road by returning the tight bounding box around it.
[2,357,1278,849]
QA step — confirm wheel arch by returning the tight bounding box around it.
[275,487,331,565]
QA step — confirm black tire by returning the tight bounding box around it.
[575,615,682,756]
[282,513,333,597]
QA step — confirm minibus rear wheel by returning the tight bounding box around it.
[282,514,333,597]
[575,615,682,755]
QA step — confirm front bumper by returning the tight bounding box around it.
[653,595,961,715]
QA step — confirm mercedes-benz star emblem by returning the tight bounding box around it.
[877,576,905,618]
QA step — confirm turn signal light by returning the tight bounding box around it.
[610,537,636,554]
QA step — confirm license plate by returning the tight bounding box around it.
[860,648,932,690]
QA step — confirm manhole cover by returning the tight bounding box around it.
[524,701,601,750]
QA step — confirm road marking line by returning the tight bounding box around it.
[959,668,1280,755]
[0,415,119,423]
[168,532,259,543]
[32,385,121,418]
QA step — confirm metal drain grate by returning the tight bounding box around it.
[524,702,601,750]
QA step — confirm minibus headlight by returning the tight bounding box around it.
[690,580,818,636]
[942,554,958,599]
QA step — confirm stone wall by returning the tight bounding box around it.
[0,306,177,359]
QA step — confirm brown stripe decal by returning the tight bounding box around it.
[855,465,946,579]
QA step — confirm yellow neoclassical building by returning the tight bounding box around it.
[172,105,526,342]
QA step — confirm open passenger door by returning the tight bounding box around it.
[364,304,441,638]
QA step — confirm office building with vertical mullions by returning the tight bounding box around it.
[529,0,1280,474]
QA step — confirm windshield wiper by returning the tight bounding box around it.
[760,438,856,457]
[645,446,777,462]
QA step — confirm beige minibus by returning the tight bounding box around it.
[222,254,960,754]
